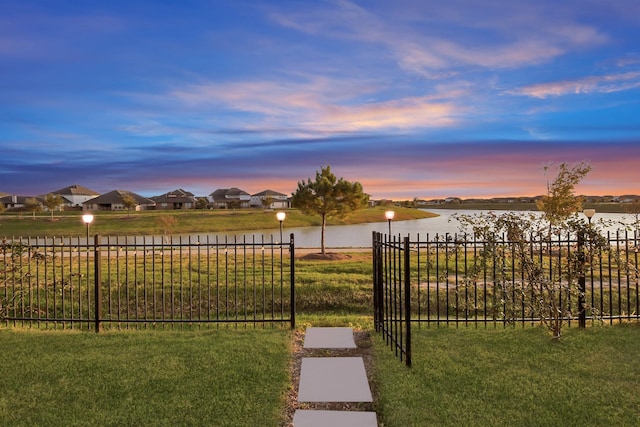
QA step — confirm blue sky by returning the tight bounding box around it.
[1,0,639,199]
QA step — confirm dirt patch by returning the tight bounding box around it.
[298,252,352,261]
[281,329,377,426]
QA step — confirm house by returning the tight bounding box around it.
[83,190,155,212]
[49,184,100,207]
[250,189,290,209]
[0,194,35,210]
[209,188,251,209]
[151,189,197,210]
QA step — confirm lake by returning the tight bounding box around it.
[205,209,635,249]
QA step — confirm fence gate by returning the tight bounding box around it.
[373,231,411,366]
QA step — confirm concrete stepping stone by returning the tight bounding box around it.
[303,327,357,349]
[293,409,378,427]
[298,357,373,402]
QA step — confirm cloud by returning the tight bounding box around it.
[508,71,640,98]
[268,0,608,77]
[167,76,462,133]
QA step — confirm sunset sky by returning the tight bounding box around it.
[2,0,639,200]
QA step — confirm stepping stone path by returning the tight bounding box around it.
[293,327,378,427]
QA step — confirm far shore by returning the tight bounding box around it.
[423,201,633,213]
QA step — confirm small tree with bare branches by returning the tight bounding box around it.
[455,161,610,338]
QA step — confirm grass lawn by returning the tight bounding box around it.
[373,323,640,427]
[3,237,640,426]
[0,206,434,237]
[295,252,373,316]
[0,328,291,427]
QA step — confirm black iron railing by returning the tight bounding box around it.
[1,233,295,331]
[373,230,639,365]
[373,232,411,366]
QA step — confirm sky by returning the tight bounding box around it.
[1,0,639,200]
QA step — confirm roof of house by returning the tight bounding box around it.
[209,188,250,198]
[50,184,100,196]
[84,190,155,206]
[0,194,36,204]
[151,188,197,203]
[252,189,287,197]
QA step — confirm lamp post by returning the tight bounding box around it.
[276,211,286,243]
[82,213,94,244]
[385,210,395,236]
[82,213,95,330]
[583,208,595,225]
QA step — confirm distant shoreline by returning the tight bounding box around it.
[421,202,633,214]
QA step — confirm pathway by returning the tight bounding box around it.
[292,327,378,426]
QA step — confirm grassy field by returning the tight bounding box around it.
[0,206,434,237]
[296,252,373,316]
[0,328,291,427]
[373,323,640,427]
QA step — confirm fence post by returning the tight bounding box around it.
[404,236,412,367]
[372,232,380,330]
[578,230,586,328]
[93,234,102,333]
[289,233,295,329]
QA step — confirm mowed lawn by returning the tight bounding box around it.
[0,328,291,427]
[373,323,640,427]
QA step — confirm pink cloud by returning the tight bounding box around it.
[508,72,640,98]
[168,78,462,132]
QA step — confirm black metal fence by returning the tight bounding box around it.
[373,230,640,366]
[373,232,412,366]
[1,234,295,331]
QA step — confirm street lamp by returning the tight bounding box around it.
[276,211,286,243]
[82,213,94,244]
[385,210,395,236]
[583,208,595,225]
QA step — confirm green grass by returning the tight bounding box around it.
[0,206,435,237]
[295,253,373,315]
[0,328,291,427]
[373,323,640,427]
[298,314,372,330]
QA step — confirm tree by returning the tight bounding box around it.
[24,198,43,219]
[292,165,369,255]
[156,215,178,243]
[261,196,274,209]
[454,161,609,338]
[121,194,137,217]
[622,199,640,235]
[43,193,64,221]
[227,199,241,209]
[196,197,210,210]
[536,162,591,227]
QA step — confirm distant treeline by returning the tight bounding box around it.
[419,201,636,214]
